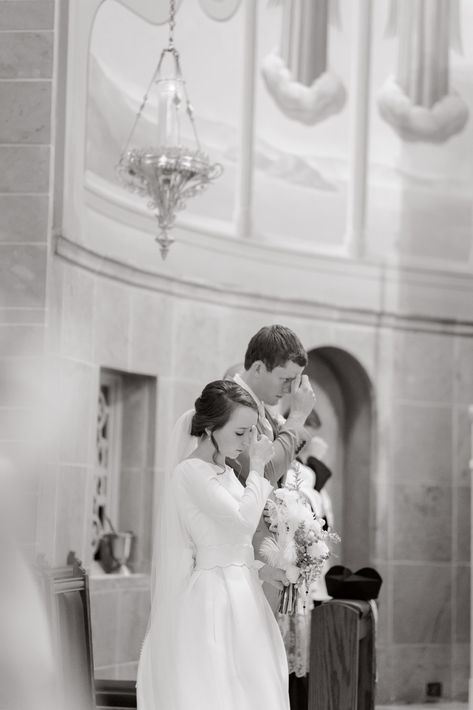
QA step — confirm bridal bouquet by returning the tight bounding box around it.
[260,467,339,615]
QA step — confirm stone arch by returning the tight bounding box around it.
[306,345,376,569]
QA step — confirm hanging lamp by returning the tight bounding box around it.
[117,0,223,258]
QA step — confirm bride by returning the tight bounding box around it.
[137,380,290,710]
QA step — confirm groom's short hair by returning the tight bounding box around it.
[244,325,307,372]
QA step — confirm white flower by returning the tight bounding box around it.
[282,539,298,565]
[309,518,323,534]
[285,500,313,526]
[259,538,284,568]
[275,488,300,505]
[286,565,301,583]
[308,540,329,559]
[298,507,316,526]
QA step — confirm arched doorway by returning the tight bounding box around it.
[306,346,375,569]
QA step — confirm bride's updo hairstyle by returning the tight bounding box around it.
[191,380,257,463]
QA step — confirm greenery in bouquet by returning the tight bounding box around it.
[260,467,340,614]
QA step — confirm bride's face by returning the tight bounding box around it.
[212,405,258,459]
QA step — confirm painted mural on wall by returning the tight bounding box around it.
[86,0,473,259]
[377,0,469,142]
[114,0,184,24]
[261,0,346,124]
[199,0,242,21]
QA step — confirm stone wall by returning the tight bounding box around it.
[0,0,55,559]
[41,243,472,698]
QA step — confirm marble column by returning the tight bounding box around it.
[345,0,372,259]
[234,0,257,238]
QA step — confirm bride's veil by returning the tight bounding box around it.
[137,409,198,710]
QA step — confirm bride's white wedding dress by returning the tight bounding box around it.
[137,458,289,710]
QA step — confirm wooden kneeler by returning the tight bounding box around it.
[308,599,376,710]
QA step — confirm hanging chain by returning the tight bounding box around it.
[174,52,201,151]
[119,0,204,156]
[168,0,176,49]
[119,58,162,156]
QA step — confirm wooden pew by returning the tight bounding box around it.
[308,599,376,710]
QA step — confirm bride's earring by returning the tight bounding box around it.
[207,429,218,450]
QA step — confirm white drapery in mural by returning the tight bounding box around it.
[377,0,469,143]
[262,0,346,125]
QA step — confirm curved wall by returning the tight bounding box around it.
[52,234,472,702]
[49,0,473,703]
[60,0,473,310]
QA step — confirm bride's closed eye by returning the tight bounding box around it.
[235,427,250,437]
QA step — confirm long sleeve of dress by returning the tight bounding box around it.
[177,460,273,534]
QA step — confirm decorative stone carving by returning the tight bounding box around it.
[377,0,469,143]
[262,0,346,125]
[91,377,122,555]
[91,386,111,554]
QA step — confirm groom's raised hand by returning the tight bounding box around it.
[285,374,316,429]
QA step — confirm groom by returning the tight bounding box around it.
[226,325,316,611]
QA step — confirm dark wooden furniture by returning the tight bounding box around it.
[308,599,376,710]
[95,680,137,708]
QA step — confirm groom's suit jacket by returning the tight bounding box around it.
[228,407,308,612]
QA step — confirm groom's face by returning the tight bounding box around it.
[256,360,304,406]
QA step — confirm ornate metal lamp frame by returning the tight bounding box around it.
[117,0,222,258]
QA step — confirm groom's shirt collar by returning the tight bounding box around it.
[234,373,274,441]
[234,372,263,409]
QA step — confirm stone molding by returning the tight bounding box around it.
[55,234,473,337]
